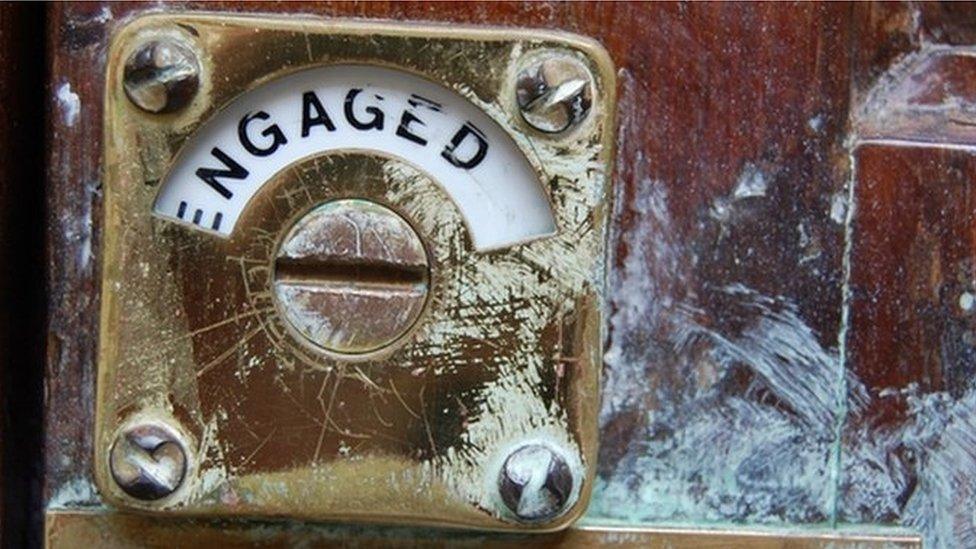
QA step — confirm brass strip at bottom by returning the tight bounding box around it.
[45,509,921,548]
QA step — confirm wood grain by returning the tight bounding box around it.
[839,43,976,546]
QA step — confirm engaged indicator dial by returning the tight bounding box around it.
[153,65,556,250]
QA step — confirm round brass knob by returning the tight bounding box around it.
[273,199,429,356]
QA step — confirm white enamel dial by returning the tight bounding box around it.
[152,65,556,250]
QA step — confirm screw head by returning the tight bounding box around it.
[273,199,430,355]
[123,38,200,114]
[109,422,188,500]
[515,56,593,134]
[497,442,576,522]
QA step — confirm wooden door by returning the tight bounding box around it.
[1,2,973,547]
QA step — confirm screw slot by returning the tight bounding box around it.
[497,442,577,523]
[123,37,200,114]
[109,422,188,501]
[515,55,594,134]
[273,199,430,356]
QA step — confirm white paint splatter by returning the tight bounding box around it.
[91,6,112,23]
[734,163,769,199]
[596,176,851,524]
[602,176,685,418]
[830,192,848,225]
[808,114,825,133]
[69,4,112,24]
[61,179,95,271]
[959,292,974,312]
[842,382,976,548]
[48,477,99,508]
[55,82,80,127]
[797,222,822,264]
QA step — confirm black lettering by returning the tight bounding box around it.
[301,91,336,137]
[396,111,427,146]
[441,122,488,170]
[344,89,385,130]
[195,147,249,199]
[238,111,288,157]
[408,94,442,112]
[396,94,442,146]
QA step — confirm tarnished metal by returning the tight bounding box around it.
[497,442,575,523]
[109,422,188,501]
[273,199,430,356]
[515,55,594,134]
[45,510,924,548]
[122,38,199,114]
[97,14,616,531]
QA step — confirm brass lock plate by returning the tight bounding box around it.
[97,13,615,531]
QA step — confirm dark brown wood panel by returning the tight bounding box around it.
[918,1,976,45]
[847,145,976,423]
[44,1,107,519]
[842,143,976,547]
[838,37,976,546]
[849,2,922,107]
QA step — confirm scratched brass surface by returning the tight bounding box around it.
[97,14,615,531]
[44,510,922,548]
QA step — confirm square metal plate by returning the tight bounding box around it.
[97,13,615,531]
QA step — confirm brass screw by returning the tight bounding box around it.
[273,199,430,355]
[109,422,188,500]
[123,38,200,114]
[497,442,576,522]
[515,55,594,134]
